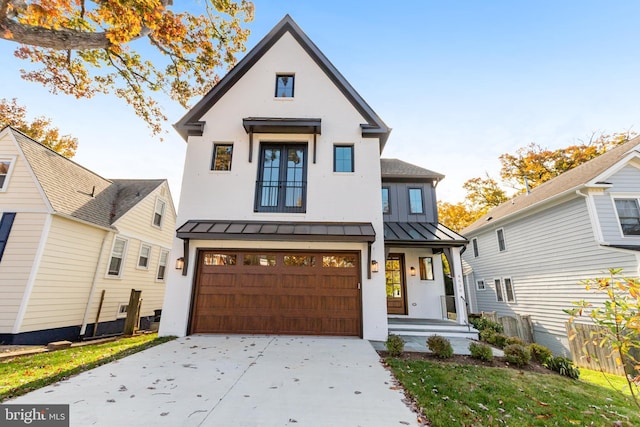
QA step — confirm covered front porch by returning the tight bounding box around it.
[383,221,471,333]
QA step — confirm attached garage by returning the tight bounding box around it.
[189,250,361,336]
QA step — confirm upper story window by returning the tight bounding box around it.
[614,198,640,236]
[0,157,16,192]
[153,198,166,228]
[275,74,294,98]
[107,237,127,277]
[408,188,424,214]
[157,249,169,281]
[472,238,479,257]
[496,228,506,251]
[212,144,233,171]
[381,187,390,214]
[137,243,152,269]
[255,144,307,213]
[0,212,16,262]
[333,145,354,172]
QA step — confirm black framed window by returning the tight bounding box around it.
[408,188,424,214]
[381,187,390,214]
[0,212,16,262]
[333,145,354,172]
[275,74,295,97]
[255,144,307,213]
[212,144,233,171]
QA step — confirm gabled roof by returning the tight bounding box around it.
[5,127,165,229]
[381,158,444,181]
[174,14,391,148]
[462,136,640,235]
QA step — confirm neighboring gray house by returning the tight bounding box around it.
[461,137,640,356]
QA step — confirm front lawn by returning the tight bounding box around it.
[387,358,640,427]
[0,333,174,401]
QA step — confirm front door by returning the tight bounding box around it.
[386,253,407,315]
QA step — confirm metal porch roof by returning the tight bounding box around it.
[176,220,376,243]
[383,222,468,247]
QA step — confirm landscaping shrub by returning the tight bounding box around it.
[479,328,496,343]
[469,341,493,361]
[545,356,580,379]
[529,343,553,364]
[470,316,504,333]
[504,344,531,367]
[505,336,526,347]
[427,335,453,359]
[385,334,404,357]
[491,333,509,349]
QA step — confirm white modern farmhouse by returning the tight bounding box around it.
[159,15,468,342]
[461,137,640,355]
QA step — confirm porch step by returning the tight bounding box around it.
[388,321,479,340]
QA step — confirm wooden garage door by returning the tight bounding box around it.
[190,250,361,336]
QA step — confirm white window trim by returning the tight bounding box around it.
[496,228,507,252]
[611,195,640,238]
[476,279,486,291]
[503,276,516,303]
[116,303,128,319]
[106,236,128,278]
[137,243,152,270]
[494,278,505,302]
[0,156,17,192]
[472,237,479,258]
[152,197,166,229]
[156,248,170,282]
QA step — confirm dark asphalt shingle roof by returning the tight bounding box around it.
[8,127,164,228]
[381,158,444,181]
[462,136,640,234]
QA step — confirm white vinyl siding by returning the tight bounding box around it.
[463,196,638,355]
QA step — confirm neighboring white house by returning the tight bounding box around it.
[159,15,468,342]
[0,126,176,345]
[461,137,640,355]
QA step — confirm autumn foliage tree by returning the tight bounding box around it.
[0,1,254,136]
[1,97,78,157]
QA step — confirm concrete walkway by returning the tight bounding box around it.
[7,336,419,427]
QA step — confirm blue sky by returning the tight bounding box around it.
[2,1,640,204]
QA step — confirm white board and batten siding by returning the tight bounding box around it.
[463,196,638,355]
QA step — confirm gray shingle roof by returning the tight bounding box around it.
[9,127,163,228]
[462,136,640,234]
[381,158,444,181]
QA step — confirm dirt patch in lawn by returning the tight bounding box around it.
[377,350,554,375]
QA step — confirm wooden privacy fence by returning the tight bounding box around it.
[482,312,534,343]
[565,323,627,376]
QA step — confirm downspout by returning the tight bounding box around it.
[80,229,114,336]
[575,188,605,244]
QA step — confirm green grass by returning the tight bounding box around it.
[580,368,637,396]
[0,334,175,402]
[387,358,640,427]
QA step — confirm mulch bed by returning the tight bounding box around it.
[377,350,553,375]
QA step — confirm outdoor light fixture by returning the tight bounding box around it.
[371,260,379,273]
[175,257,185,270]
[410,266,416,276]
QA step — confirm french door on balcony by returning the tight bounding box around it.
[255,144,307,213]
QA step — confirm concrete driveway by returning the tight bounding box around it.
[8,336,419,426]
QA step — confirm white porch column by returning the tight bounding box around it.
[446,246,468,325]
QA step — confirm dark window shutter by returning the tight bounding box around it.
[0,212,16,261]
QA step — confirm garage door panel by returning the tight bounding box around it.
[191,250,361,336]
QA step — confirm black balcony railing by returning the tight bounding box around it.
[254,180,307,213]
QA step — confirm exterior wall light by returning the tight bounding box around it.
[175,257,185,270]
[410,266,416,276]
[371,260,379,273]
